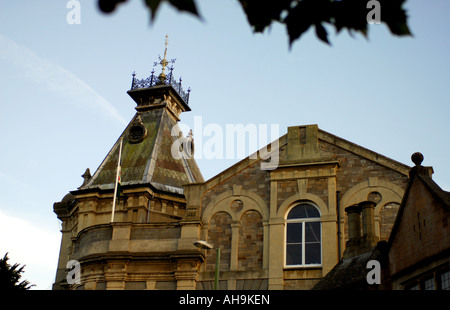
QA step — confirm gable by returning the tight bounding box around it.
[318,128,410,175]
[388,172,450,276]
[201,124,409,187]
[191,124,410,220]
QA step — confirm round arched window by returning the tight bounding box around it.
[286,203,321,267]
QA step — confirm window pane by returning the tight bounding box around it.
[305,222,320,243]
[440,270,450,290]
[286,244,302,266]
[288,204,320,219]
[304,205,320,218]
[287,205,306,219]
[406,283,419,290]
[305,243,321,265]
[287,223,302,243]
[423,277,435,290]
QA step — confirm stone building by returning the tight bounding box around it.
[52,52,412,290]
[53,52,205,290]
[312,152,450,290]
[386,152,450,290]
[185,124,409,290]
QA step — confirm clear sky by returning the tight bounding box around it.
[0,0,449,289]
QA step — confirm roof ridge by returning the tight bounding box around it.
[318,128,410,175]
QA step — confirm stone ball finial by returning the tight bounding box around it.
[411,152,424,166]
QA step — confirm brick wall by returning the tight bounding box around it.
[380,202,400,241]
[277,179,298,207]
[238,211,263,270]
[207,212,232,271]
[320,140,408,192]
[201,161,270,215]
[390,179,450,275]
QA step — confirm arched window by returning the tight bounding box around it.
[285,203,321,267]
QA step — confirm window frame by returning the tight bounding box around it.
[284,202,322,268]
[438,269,450,290]
[402,268,450,290]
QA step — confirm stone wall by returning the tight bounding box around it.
[195,126,409,289]
[238,211,264,270]
[389,179,450,276]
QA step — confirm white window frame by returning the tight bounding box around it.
[284,203,322,268]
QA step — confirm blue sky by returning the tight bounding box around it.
[0,0,449,289]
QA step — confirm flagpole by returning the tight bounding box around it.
[111,137,124,223]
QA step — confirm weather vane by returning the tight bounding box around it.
[154,34,176,83]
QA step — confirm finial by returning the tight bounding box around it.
[79,168,91,188]
[154,34,176,84]
[411,152,424,166]
[130,71,136,89]
[164,34,169,56]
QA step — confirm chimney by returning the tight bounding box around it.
[343,201,379,259]
[361,201,378,249]
[343,204,362,259]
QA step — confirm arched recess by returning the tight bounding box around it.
[206,212,232,271]
[339,179,404,219]
[202,189,269,270]
[238,210,264,270]
[202,189,269,225]
[339,179,405,239]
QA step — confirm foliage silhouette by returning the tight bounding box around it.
[0,252,34,290]
[97,0,411,46]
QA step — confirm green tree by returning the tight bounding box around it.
[97,0,411,46]
[0,252,34,290]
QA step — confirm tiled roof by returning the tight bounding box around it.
[312,242,388,290]
[80,107,203,195]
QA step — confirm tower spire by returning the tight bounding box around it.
[163,34,169,64]
[130,35,191,104]
[154,34,176,84]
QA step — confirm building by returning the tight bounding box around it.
[52,48,412,290]
[184,124,409,290]
[312,152,450,290]
[386,152,450,290]
[53,42,205,290]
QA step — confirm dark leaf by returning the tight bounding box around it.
[315,23,330,45]
[379,0,412,36]
[332,0,368,34]
[144,0,163,21]
[98,0,129,14]
[238,0,292,33]
[284,0,328,46]
[144,0,200,22]
[168,0,200,17]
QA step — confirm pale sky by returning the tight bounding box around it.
[0,0,449,289]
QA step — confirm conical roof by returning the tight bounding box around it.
[80,89,203,195]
